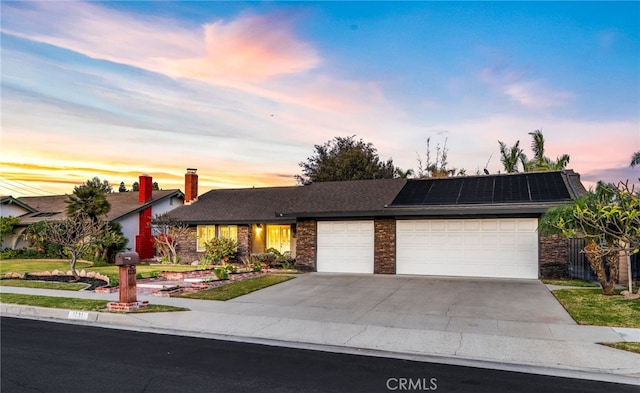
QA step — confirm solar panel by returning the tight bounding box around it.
[390,172,571,206]
[457,177,494,204]
[529,172,571,201]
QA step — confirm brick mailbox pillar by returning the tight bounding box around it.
[107,252,148,311]
[119,264,138,304]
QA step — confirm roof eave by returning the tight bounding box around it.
[108,190,184,221]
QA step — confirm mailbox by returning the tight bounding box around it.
[115,252,141,266]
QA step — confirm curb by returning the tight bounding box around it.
[2,304,639,386]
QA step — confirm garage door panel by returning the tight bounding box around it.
[317,220,374,274]
[397,218,538,279]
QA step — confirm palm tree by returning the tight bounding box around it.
[394,168,415,179]
[66,178,111,221]
[522,129,570,172]
[631,151,640,167]
[498,140,525,173]
[524,129,547,171]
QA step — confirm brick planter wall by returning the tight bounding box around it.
[295,219,317,271]
[540,234,569,279]
[374,218,396,274]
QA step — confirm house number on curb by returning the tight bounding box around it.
[68,311,89,320]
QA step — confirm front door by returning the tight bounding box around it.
[266,225,291,253]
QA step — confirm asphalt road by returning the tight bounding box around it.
[1,317,636,393]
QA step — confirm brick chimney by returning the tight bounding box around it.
[139,174,153,204]
[185,168,198,205]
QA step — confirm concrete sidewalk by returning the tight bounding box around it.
[1,274,639,385]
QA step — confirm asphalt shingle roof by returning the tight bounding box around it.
[167,178,408,224]
[166,171,587,223]
[16,190,182,225]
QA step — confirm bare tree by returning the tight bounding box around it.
[416,137,465,178]
[151,213,191,264]
[37,212,108,279]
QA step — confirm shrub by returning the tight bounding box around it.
[265,248,294,269]
[252,252,277,267]
[224,264,238,273]
[0,248,17,259]
[214,267,229,280]
[203,238,239,265]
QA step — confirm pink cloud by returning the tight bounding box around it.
[503,81,574,108]
[167,14,320,82]
[1,2,319,83]
[479,61,574,108]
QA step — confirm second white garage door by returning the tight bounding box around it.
[317,220,374,273]
[396,218,538,279]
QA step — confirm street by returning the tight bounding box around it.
[1,317,636,393]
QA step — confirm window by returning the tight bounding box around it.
[219,225,238,241]
[197,225,215,252]
[266,225,290,253]
[197,225,238,252]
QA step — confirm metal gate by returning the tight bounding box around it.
[569,238,639,282]
[568,238,597,281]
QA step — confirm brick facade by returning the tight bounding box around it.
[237,225,250,259]
[374,218,396,274]
[539,234,569,279]
[176,227,199,264]
[176,225,251,264]
[294,219,317,271]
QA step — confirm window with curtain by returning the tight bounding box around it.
[196,225,216,251]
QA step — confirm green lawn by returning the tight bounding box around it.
[0,293,109,311]
[0,279,88,291]
[542,279,599,287]
[0,259,199,283]
[601,342,640,354]
[552,289,640,328]
[176,275,294,301]
[0,259,92,275]
[0,293,189,313]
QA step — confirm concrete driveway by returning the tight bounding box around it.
[229,273,577,333]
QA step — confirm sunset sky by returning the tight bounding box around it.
[1,1,638,197]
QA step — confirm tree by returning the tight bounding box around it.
[540,181,640,295]
[85,177,112,193]
[35,212,109,279]
[0,216,20,243]
[118,182,127,192]
[90,221,127,263]
[416,137,465,178]
[631,151,640,167]
[498,140,526,173]
[66,177,112,221]
[296,135,396,185]
[394,168,414,179]
[132,182,139,192]
[499,130,570,173]
[152,182,160,191]
[151,213,191,264]
[523,129,570,172]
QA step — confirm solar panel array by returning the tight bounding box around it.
[390,172,572,206]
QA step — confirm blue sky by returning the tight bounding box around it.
[1,1,638,196]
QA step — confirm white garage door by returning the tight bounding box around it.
[317,220,374,273]
[396,218,538,279]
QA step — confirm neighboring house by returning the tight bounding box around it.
[1,196,38,249]
[2,175,184,259]
[168,169,587,279]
